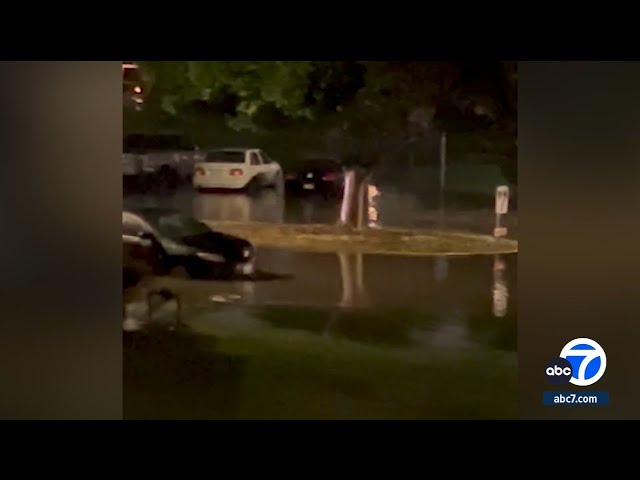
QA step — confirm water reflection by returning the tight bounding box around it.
[433,256,449,283]
[267,251,515,349]
[132,249,516,353]
[286,195,340,224]
[125,184,514,234]
[193,190,285,224]
[337,252,369,308]
[492,255,508,318]
[252,250,515,319]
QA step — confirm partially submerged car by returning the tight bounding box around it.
[285,158,344,198]
[122,208,255,279]
[123,133,205,191]
[193,148,282,193]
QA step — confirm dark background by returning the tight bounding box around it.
[0,61,639,419]
[0,63,122,419]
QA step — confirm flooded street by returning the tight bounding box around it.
[135,248,516,322]
[124,185,518,237]
[125,245,516,419]
[124,187,517,419]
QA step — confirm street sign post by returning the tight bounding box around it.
[494,185,509,237]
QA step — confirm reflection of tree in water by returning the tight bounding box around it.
[254,252,515,351]
[256,253,421,347]
[324,252,420,346]
[337,252,369,308]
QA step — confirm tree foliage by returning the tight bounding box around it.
[138,60,516,159]
[140,61,314,131]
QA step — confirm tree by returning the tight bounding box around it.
[139,61,315,131]
[136,61,514,229]
[318,62,448,227]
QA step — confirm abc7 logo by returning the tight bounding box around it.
[546,338,607,386]
[545,358,573,385]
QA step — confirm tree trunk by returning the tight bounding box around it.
[338,167,370,229]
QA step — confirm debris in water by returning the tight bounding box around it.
[210,295,228,303]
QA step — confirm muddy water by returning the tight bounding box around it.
[130,249,516,352]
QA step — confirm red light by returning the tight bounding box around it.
[322,172,337,181]
[195,167,205,176]
[230,169,243,176]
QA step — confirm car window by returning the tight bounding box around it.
[261,151,273,164]
[249,152,261,165]
[205,151,246,163]
[155,213,210,239]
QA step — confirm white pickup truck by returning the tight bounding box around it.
[123,133,205,191]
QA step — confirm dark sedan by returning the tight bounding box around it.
[123,208,255,279]
[285,158,343,198]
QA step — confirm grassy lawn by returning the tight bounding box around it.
[124,306,516,420]
[203,221,518,256]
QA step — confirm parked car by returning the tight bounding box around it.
[285,158,344,198]
[122,208,256,278]
[123,133,205,191]
[193,148,282,193]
